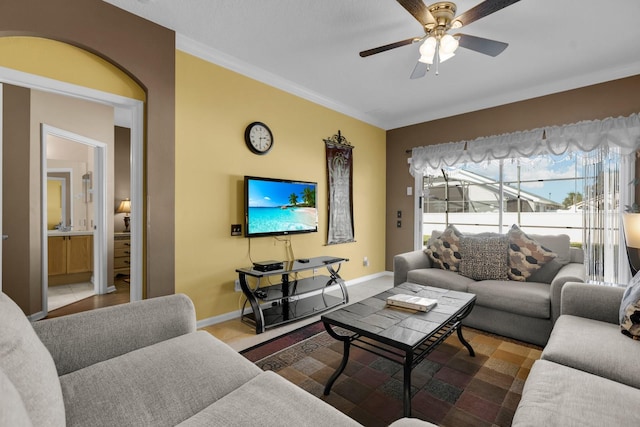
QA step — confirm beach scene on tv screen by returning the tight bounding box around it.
[248,179,318,234]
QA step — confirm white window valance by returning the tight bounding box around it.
[410,113,640,175]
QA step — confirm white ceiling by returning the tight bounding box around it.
[102,0,640,130]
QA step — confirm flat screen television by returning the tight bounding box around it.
[244,176,318,237]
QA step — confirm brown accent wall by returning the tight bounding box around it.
[386,74,640,270]
[0,0,176,308]
[2,84,35,313]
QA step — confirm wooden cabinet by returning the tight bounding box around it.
[114,233,131,276]
[47,235,93,282]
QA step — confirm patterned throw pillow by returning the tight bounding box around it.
[425,224,463,271]
[507,225,557,281]
[620,272,640,340]
[458,235,509,281]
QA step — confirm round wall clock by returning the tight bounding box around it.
[244,122,274,155]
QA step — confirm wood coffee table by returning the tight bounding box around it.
[321,282,476,417]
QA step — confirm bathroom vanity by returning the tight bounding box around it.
[47,231,93,286]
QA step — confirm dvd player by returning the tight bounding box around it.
[253,260,284,272]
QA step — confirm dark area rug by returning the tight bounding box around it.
[241,321,542,427]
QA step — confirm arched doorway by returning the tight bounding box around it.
[0,37,144,318]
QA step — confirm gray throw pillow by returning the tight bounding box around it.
[0,368,33,427]
[459,235,509,281]
[620,272,640,340]
[0,293,65,427]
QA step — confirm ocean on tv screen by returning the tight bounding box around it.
[248,206,318,234]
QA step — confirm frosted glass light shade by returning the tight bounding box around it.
[623,213,640,248]
[440,34,459,54]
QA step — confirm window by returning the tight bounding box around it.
[422,153,585,245]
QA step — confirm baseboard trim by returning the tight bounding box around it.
[195,270,393,329]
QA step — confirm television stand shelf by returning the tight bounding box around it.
[236,256,349,334]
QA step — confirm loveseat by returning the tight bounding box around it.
[393,226,585,346]
[0,291,433,427]
[512,282,640,426]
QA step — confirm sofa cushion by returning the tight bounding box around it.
[458,235,509,281]
[407,268,474,292]
[0,368,33,427]
[177,370,361,427]
[425,224,463,271]
[620,272,640,339]
[513,359,640,427]
[60,331,262,427]
[0,293,65,427]
[542,315,640,389]
[507,225,557,282]
[469,280,550,319]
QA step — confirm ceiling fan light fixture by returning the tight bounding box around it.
[418,37,437,64]
[439,51,455,63]
[440,34,459,54]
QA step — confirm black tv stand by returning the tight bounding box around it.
[236,256,349,334]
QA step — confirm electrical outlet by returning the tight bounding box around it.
[363,256,369,267]
[313,268,319,274]
[231,224,242,236]
[234,279,241,292]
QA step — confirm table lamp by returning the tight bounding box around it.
[116,198,131,232]
[623,213,640,275]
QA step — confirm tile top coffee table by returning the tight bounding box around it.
[321,282,476,417]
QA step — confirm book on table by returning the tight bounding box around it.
[386,294,438,312]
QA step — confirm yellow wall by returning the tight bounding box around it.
[0,36,387,322]
[0,37,145,101]
[175,50,387,320]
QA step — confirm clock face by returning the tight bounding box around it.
[245,122,273,155]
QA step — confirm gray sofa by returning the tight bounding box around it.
[0,291,433,427]
[513,282,640,426]
[393,233,585,346]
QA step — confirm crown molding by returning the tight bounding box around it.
[176,34,384,129]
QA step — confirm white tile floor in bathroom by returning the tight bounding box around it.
[47,282,95,311]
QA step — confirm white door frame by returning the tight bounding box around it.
[42,125,108,316]
[0,66,144,309]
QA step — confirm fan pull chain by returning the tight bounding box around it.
[435,39,441,76]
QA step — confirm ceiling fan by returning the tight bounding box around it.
[360,0,521,78]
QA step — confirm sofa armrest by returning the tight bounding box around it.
[393,250,432,285]
[33,293,196,376]
[549,262,586,323]
[560,282,625,324]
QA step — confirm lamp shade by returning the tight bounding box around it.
[623,213,640,248]
[116,198,131,214]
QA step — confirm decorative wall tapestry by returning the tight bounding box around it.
[324,131,355,245]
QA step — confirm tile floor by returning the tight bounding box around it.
[47,282,95,311]
[204,274,394,352]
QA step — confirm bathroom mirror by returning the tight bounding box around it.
[47,172,71,230]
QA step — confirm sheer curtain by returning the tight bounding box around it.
[581,147,634,285]
[410,113,640,284]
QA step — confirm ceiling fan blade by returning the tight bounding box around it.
[456,33,508,56]
[453,0,521,28]
[359,37,418,57]
[410,61,428,79]
[396,0,436,27]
